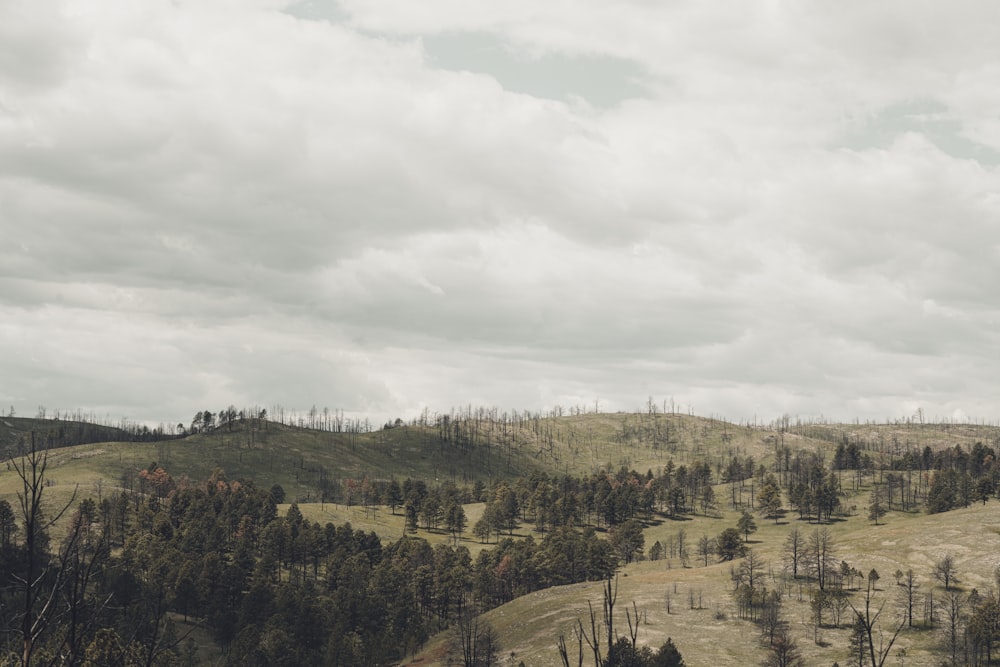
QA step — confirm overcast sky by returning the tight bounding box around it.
[2,1,999,427]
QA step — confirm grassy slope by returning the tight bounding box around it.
[406,494,1000,667]
[0,412,776,517]
[3,413,997,500]
[2,413,1000,666]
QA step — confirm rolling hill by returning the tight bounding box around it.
[1,410,998,666]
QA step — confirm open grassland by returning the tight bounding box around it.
[406,491,1000,667]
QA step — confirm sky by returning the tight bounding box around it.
[2,0,999,428]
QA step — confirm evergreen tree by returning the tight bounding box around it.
[867,484,887,525]
[738,511,757,542]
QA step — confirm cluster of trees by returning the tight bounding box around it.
[390,479,469,541]
[0,442,630,665]
[830,438,998,514]
[722,528,1000,667]
[466,464,716,544]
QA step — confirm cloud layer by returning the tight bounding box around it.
[2,0,999,425]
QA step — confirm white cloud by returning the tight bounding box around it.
[2,0,999,425]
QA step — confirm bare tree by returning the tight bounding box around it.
[938,590,966,666]
[805,527,836,590]
[782,526,804,579]
[849,581,906,667]
[602,576,618,653]
[932,554,958,591]
[10,433,79,667]
[454,608,500,667]
[579,601,603,667]
[557,625,584,667]
[738,549,766,592]
[697,534,713,567]
[896,569,919,628]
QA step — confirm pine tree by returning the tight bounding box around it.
[867,484,887,525]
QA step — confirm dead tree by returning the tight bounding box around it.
[11,433,79,667]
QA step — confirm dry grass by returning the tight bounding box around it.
[407,491,1000,667]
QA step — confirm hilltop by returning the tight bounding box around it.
[2,410,999,513]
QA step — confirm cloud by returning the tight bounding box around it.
[2,0,999,425]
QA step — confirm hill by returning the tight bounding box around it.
[1,410,998,665]
[405,491,1000,667]
[0,416,145,457]
[3,411,999,525]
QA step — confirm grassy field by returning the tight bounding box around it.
[404,490,1000,667]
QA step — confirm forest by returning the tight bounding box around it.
[1,409,999,666]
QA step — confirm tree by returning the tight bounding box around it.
[676,529,689,566]
[967,592,1000,665]
[810,589,830,643]
[849,580,906,667]
[867,484,886,525]
[696,535,713,567]
[603,637,653,667]
[610,519,645,565]
[10,433,79,666]
[866,568,880,594]
[446,501,467,545]
[975,476,994,505]
[557,626,585,667]
[763,629,803,667]
[716,528,745,561]
[0,499,17,549]
[650,638,685,667]
[783,526,803,579]
[932,553,958,591]
[269,483,286,505]
[738,511,758,543]
[897,569,919,628]
[405,500,420,535]
[454,609,500,667]
[805,527,835,590]
[664,486,685,517]
[939,589,966,665]
[699,485,717,516]
[386,479,403,515]
[848,612,867,667]
[926,469,957,514]
[737,549,766,592]
[758,475,782,522]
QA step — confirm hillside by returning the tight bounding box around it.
[0,416,144,457]
[2,412,999,527]
[406,492,1000,667]
[1,411,998,666]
